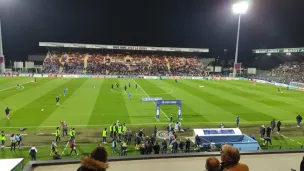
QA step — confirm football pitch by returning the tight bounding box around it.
[1,77,304,163]
[0,77,303,127]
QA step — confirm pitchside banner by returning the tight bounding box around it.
[142,97,162,102]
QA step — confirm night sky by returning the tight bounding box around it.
[0,0,303,63]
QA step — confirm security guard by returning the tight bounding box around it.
[122,123,127,133]
[0,131,5,149]
[69,127,75,140]
[102,128,107,144]
[55,127,61,142]
[109,124,113,138]
[118,125,122,141]
[113,124,117,138]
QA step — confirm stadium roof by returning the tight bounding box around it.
[252,47,304,54]
[39,42,209,53]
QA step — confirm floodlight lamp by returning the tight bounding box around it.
[267,53,271,56]
[232,1,249,14]
[286,53,291,56]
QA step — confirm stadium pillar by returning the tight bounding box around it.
[233,14,241,78]
[0,18,4,74]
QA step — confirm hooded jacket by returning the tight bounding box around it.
[77,157,109,171]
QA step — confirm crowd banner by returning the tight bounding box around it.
[191,77,204,80]
[180,76,192,79]
[168,76,181,80]
[92,75,105,78]
[78,75,92,78]
[160,76,168,80]
[144,76,160,79]
[142,97,162,102]
[62,75,77,78]
[105,75,118,78]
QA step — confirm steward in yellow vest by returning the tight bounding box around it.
[102,128,107,143]
[55,127,61,142]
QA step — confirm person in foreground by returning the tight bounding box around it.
[77,146,109,171]
[220,144,249,171]
[205,157,221,171]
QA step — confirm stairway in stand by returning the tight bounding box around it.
[83,55,89,73]
[165,57,171,72]
[58,56,63,73]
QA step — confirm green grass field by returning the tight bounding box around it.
[1,77,304,164]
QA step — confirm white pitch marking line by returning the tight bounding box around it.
[0,120,301,129]
[132,79,170,120]
[0,81,32,92]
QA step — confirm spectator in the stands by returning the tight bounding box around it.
[205,157,221,171]
[220,144,249,171]
[77,146,109,171]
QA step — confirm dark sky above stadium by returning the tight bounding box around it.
[0,0,303,63]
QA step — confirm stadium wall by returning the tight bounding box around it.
[22,149,304,171]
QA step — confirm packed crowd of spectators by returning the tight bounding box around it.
[43,51,204,75]
[43,52,61,73]
[62,53,85,74]
[254,62,304,83]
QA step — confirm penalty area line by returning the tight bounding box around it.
[131,79,170,120]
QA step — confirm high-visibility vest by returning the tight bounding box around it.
[122,126,127,132]
[109,125,113,132]
[69,129,73,136]
[0,134,5,141]
[102,130,107,137]
[113,126,117,132]
[56,130,60,136]
[118,127,122,134]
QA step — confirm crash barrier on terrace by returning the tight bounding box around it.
[22,149,304,171]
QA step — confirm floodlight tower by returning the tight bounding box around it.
[232,1,249,77]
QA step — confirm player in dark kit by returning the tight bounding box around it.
[56,96,60,105]
[135,84,138,90]
[111,84,114,90]
[175,79,178,83]
[124,85,127,92]
[129,82,131,88]
[116,83,119,88]
[5,107,11,120]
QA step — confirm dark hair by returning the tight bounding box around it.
[90,146,108,162]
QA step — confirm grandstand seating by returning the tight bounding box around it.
[254,62,304,83]
[43,51,204,76]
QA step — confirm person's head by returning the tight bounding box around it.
[90,146,108,163]
[205,157,221,171]
[56,127,59,129]
[104,128,107,130]
[11,134,14,137]
[221,144,240,164]
[55,152,58,155]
